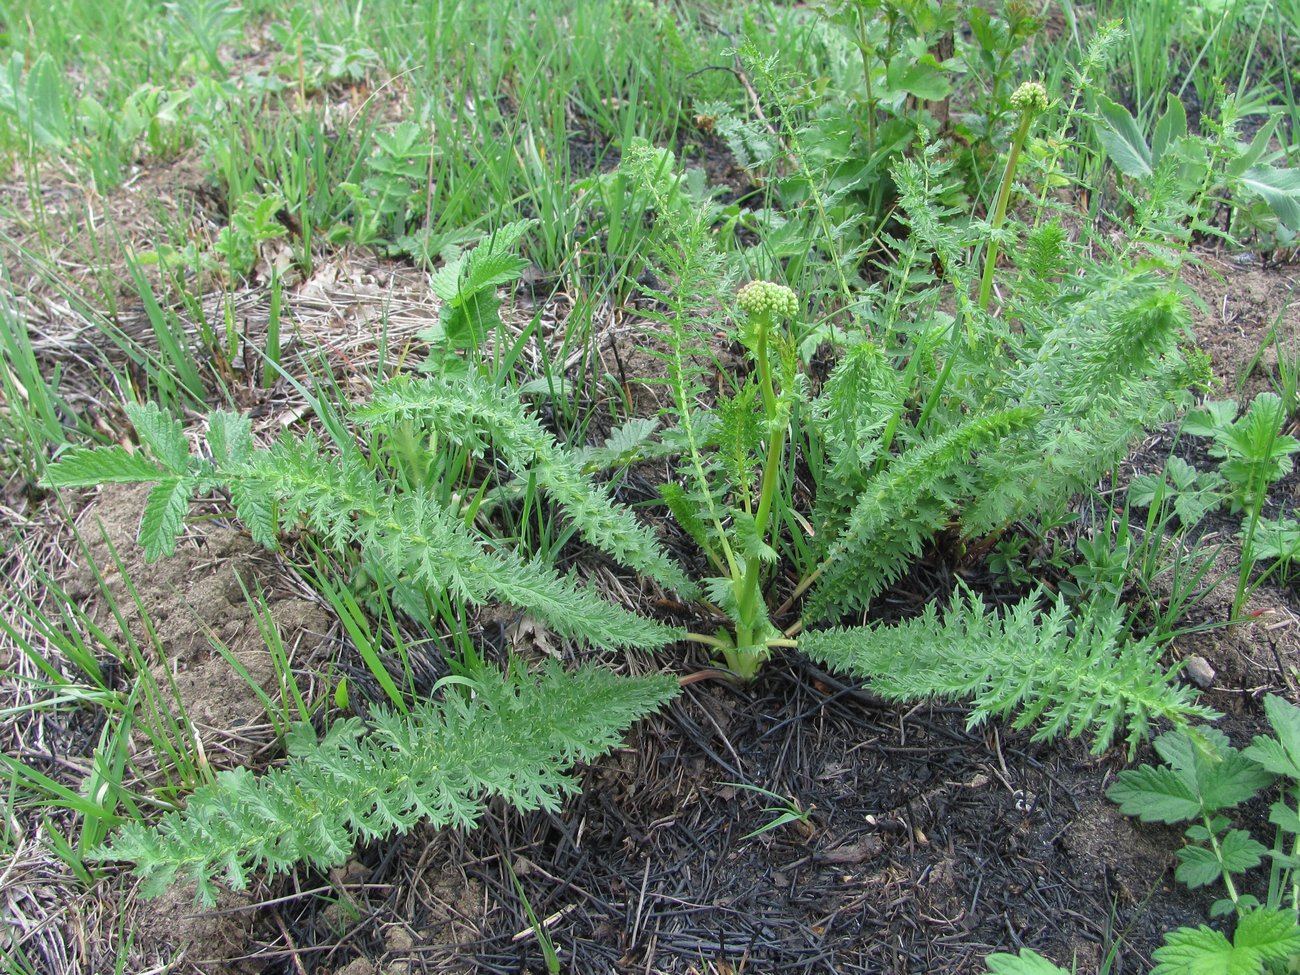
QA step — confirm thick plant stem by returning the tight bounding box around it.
[734,320,787,669]
[978,82,1048,313]
[977,113,1032,312]
[726,282,799,679]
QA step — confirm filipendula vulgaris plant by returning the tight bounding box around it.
[41,225,685,905]
[45,110,1215,904]
[615,137,1212,748]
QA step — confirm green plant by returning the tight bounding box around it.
[1091,90,1300,245]
[978,80,1049,312]
[99,660,675,906]
[1109,697,1300,972]
[1183,394,1299,517]
[1250,515,1300,580]
[1129,456,1226,527]
[213,190,288,281]
[722,781,815,840]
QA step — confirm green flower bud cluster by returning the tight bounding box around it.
[737,281,798,321]
[1010,81,1048,116]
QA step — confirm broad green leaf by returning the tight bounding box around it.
[1110,730,1273,823]
[1269,801,1300,834]
[25,53,72,147]
[1176,844,1227,889]
[140,477,194,562]
[885,55,951,101]
[1109,763,1201,822]
[1238,165,1300,231]
[1094,96,1153,178]
[1151,94,1188,164]
[1183,400,1239,439]
[126,402,190,472]
[1154,909,1300,974]
[984,949,1072,974]
[1244,695,1300,780]
[1152,924,1239,975]
[1234,908,1300,963]
[43,446,165,487]
[1228,118,1281,178]
[1175,829,1267,890]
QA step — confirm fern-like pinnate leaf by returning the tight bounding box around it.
[800,587,1214,755]
[243,436,674,650]
[806,408,1041,623]
[45,407,676,650]
[95,661,678,906]
[354,375,693,596]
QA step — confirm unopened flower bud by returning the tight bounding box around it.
[737,281,798,321]
[1010,81,1049,116]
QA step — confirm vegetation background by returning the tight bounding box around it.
[0,0,1298,972]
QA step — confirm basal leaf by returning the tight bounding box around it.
[1238,165,1300,231]
[1151,94,1188,164]
[885,54,951,101]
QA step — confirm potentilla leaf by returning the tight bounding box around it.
[1243,695,1300,780]
[1151,924,1238,975]
[1108,762,1203,823]
[1233,908,1300,963]
[1176,845,1227,890]
[983,950,1071,975]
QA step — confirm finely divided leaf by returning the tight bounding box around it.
[94,661,677,906]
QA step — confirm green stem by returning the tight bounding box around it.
[978,111,1034,313]
[856,9,876,157]
[734,316,787,659]
[1204,812,1244,910]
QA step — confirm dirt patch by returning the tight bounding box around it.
[44,483,336,970]
[1183,251,1299,400]
[61,483,332,752]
